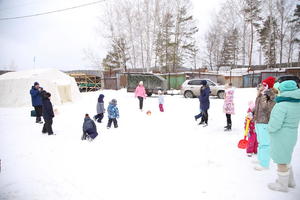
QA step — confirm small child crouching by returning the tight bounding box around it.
[82,114,98,141]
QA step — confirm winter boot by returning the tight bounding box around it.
[268,171,289,192]
[288,167,296,188]
[36,117,43,124]
[254,165,269,171]
[224,124,232,131]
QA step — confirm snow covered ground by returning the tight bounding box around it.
[0,88,299,200]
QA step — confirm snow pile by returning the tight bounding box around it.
[0,68,80,107]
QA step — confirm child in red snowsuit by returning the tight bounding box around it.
[246,101,258,157]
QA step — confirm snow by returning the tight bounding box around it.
[0,88,299,200]
[0,68,80,107]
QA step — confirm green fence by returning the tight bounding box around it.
[161,74,187,90]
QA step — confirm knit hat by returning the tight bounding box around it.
[111,99,117,105]
[262,76,276,89]
[98,94,104,103]
[248,101,255,111]
[139,81,143,86]
[34,82,39,86]
[201,80,207,86]
[279,80,298,92]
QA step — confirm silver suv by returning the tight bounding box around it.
[180,79,225,98]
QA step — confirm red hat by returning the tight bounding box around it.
[262,76,276,89]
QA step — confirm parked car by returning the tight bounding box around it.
[127,73,167,96]
[180,79,225,99]
[276,75,300,88]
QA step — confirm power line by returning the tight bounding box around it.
[0,0,106,21]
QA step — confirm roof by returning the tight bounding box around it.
[65,70,102,77]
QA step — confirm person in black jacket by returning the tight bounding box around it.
[42,92,55,135]
[30,82,43,123]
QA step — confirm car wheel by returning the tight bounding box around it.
[217,91,225,99]
[184,91,194,98]
[147,92,152,97]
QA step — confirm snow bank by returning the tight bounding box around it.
[0,68,81,107]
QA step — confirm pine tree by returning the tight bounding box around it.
[220,28,239,67]
[258,16,278,66]
[172,3,198,72]
[102,38,130,76]
[243,0,262,69]
[157,12,175,73]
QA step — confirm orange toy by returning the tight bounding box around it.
[146,110,152,116]
[238,117,250,149]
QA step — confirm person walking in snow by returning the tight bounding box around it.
[42,92,55,135]
[107,99,119,129]
[82,114,98,141]
[223,83,235,131]
[94,94,105,123]
[245,101,258,157]
[267,80,300,192]
[198,80,210,127]
[158,90,164,112]
[30,82,43,124]
[135,81,146,111]
[253,76,276,171]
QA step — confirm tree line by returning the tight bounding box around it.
[202,0,300,71]
[100,0,198,73]
[95,0,299,73]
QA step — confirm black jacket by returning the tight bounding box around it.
[42,97,54,120]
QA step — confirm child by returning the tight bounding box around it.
[253,76,276,171]
[158,90,164,112]
[245,101,258,157]
[135,81,146,111]
[82,114,98,141]
[107,99,119,129]
[223,83,235,131]
[42,92,55,135]
[94,94,105,123]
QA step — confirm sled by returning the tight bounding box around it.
[238,118,250,149]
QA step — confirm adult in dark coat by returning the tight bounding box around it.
[82,114,98,140]
[30,82,43,123]
[198,80,211,126]
[42,92,55,135]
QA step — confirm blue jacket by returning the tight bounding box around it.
[30,86,42,106]
[199,86,210,111]
[83,117,98,139]
[107,103,119,119]
[42,97,54,120]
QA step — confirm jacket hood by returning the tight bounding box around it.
[98,94,104,103]
[278,89,300,100]
[84,117,91,122]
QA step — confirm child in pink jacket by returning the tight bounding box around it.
[246,101,258,157]
[223,83,235,131]
[135,81,146,111]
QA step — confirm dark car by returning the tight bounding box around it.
[276,75,300,88]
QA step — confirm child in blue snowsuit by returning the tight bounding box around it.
[107,99,119,129]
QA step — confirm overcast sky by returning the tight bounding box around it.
[0,0,224,71]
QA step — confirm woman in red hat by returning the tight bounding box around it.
[253,76,277,171]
